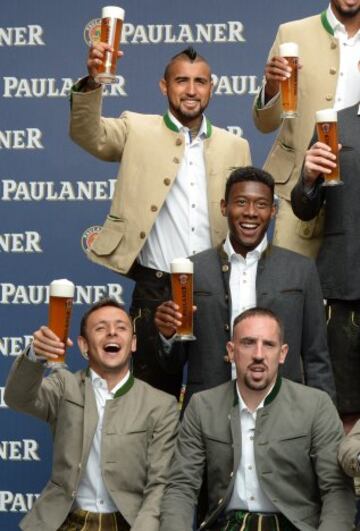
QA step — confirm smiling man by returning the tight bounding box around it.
[70,46,251,400]
[4,298,179,531]
[155,166,335,409]
[160,308,354,531]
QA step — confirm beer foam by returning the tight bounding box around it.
[315,108,337,123]
[49,279,75,297]
[279,42,299,57]
[170,258,193,274]
[102,6,125,20]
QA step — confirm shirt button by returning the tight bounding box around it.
[250,435,254,441]
[248,465,252,470]
[190,182,194,186]
[250,496,255,501]
[191,204,196,208]
[99,500,104,505]
[191,227,195,231]
[163,178,171,186]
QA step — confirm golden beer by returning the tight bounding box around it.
[315,108,342,186]
[279,42,299,118]
[171,258,196,341]
[48,279,75,366]
[95,6,125,84]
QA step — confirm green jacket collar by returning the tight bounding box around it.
[163,111,212,137]
[85,368,135,398]
[321,10,335,36]
[232,375,282,407]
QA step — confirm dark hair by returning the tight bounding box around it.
[80,298,132,338]
[163,46,210,80]
[233,307,284,343]
[224,166,275,203]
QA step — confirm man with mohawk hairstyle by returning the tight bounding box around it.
[70,45,251,398]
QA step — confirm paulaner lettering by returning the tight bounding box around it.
[1,179,117,201]
[0,284,124,304]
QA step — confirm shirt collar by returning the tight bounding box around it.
[89,368,130,396]
[236,381,274,414]
[223,232,268,262]
[326,4,360,40]
[164,110,212,138]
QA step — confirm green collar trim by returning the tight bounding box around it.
[113,374,135,398]
[264,375,282,406]
[232,375,282,408]
[321,10,335,36]
[163,112,212,137]
[85,368,135,398]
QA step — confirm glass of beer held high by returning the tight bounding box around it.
[315,108,342,186]
[47,279,75,368]
[279,42,299,119]
[171,258,196,341]
[94,6,125,84]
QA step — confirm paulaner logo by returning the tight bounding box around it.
[81,226,103,253]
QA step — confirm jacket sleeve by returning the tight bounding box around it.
[4,353,64,425]
[160,394,206,531]
[311,394,355,531]
[338,420,360,477]
[69,84,128,162]
[131,396,179,531]
[300,259,336,402]
[252,28,283,134]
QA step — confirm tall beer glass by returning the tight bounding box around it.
[279,42,299,119]
[47,279,75,368]
[315,108,342,187]
[94,6,125,84]
[171,258,196,341]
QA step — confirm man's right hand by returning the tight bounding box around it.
[87,42,123,80]
[32,326,72,360]
[154,301,183,339]
[303,141,340,187]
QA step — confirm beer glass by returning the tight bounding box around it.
[170,258,196,341]
[47,279,75,368]
[279,42,299,119]
[315,108,342,186]
[94,6,125,84]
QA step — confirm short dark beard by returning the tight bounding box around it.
[244,373,269,391]
[332,3,360,19]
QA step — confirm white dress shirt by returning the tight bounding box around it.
[139,111,211,272]
[74,369,130,513]
[227,383,278,513]
[223,233,268,378]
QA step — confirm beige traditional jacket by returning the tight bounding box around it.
[70,87,251,274]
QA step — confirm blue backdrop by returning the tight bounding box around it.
[1,1,326,528]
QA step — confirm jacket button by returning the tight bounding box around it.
[164,178,171,186]
[329,67,337,75]
[173,157,180,164]
[325,94,333,101]
[222,264,229,272]
[140,232,146,239]
[224,355,230,363]
[176,138,182,146]
[155,271,164,278]
[230,471,234,478]
[218,498,223,505]
[150,205,158,212]
[330,40,337,49]
[224,323,230,331]
[72,490,76,497]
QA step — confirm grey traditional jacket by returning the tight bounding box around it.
[158,244,335,408]
[160,378,354,531]
[5,354,179,531]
